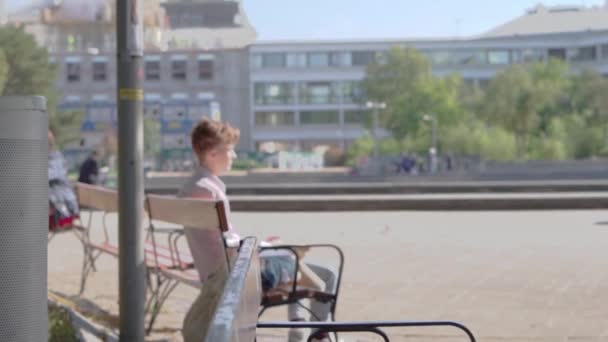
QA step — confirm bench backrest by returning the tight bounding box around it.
[75,182,119,212]
[145,194,229,232]
[146,193,259,341]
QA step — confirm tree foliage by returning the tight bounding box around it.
[0,26,84,147]
[356,50,608,162]
[363,47,465,139]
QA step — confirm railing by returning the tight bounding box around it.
[204,237,260,342]
[205,236,477,342]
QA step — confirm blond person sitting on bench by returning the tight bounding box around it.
[179,118,335,342]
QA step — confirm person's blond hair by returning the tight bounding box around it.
[191,118,240,154]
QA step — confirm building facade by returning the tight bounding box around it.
[248,3,608,152]
[19,0,254,170]
[11,1,608,164]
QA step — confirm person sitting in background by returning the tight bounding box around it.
[179,118,335,342]
[78,150,99,185]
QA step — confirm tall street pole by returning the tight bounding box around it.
[116,0,145,340]
[431,116,437,153]
[366,101,387,175]
[371,106,380,159]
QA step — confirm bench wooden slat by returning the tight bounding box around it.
[146,194,229,232]
[76,183,119,212]
[144,243,193,269]
[159,268,201,289]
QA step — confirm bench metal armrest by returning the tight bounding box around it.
[257,320,476,342]
[260,244,344,302]
[146,225,191,269]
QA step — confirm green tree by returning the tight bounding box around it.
[144,117,161,159]
[481,59,569,158]
[362,47,465,140]
[442,120,517,161]
[0,26,56,97]
[0,49,8,93]
[570,69,608,152]
[0,26,83,147]
[49,109,85,148]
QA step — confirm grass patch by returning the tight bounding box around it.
[49,306,78,342]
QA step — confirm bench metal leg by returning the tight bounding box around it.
[79,247,101,295]
[145,274,180,335]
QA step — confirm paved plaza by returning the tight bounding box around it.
[48,210,608,341]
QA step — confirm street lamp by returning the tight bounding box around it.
[422,114,438,174]
[422,114,437,154]
[365,101,386,159]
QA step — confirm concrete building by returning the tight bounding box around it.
[248,3,608,152]
[18,0,255,170]
[9,1,608,164]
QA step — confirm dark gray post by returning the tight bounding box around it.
[116,0,145,340]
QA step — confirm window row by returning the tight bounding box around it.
[252,44,608,69]
[251,51,378,69]
[253,81,364,105]
[144,58,214,81]
[254,110,371,126]
[65,60,109,82]
[63,56,215,83]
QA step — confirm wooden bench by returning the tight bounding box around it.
[76,183,344,334]
[144,193,231,334]
[75,183,477,341]
[75,183,205,333]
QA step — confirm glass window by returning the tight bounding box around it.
[286,53,307,68]
[145,60,161,81]
[602,44,608,60]
[91,94,109,102]
[255,112,295,126]
[428,51,450,65]
[300,82,339,104]
[300,111,339,125]
[342,52,353,66]
[344,110,370,124]
[331,53,340,66]
[64,95,81,103]
[512,49,544,63]
[450,50,485,65]
[352,51,377,66]
[92,61,107,81]
[548,48,566,61]
[254,82,295,105]
[308,52,329,67]
[570,46,597,62]
[487,50,510,65]
[262,53,286,68]
[198,60,213,80]
[463,78,476,88]
[375,51,388,64]
[478,79,491,89]
[172,60,187,80]
[342,81,364,104]
[66,61,80,82]
[251,54,263,69]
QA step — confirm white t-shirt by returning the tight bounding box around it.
[178,166,240,282]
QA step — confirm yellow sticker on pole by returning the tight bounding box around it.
[119,88,144,101]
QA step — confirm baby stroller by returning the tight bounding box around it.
[49,179,79,231]
[48,149,80,241]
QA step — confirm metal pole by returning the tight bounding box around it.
[116,0,145,340]
[431,116,437,152]
[372,107,379,159]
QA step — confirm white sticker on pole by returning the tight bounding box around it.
[128,0,144,56]
[211,101,222,121]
